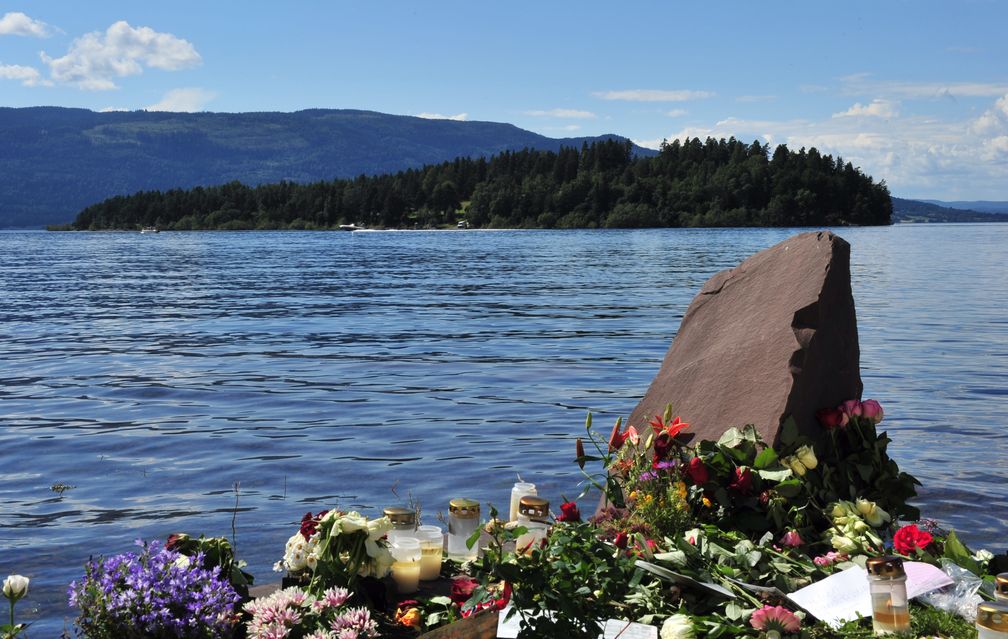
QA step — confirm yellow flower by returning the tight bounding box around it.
[795,444,818,470]
[629,491,638,501]
[702,496,713,508]
[644,494,654,505]
[674,481,687,501]
[396,607,422,628]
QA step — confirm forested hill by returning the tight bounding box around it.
[70,137,892,230]
[0,106,653,228]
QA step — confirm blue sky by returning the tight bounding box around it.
[2,1,1007,199]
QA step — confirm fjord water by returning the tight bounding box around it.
[2,225,1006,631]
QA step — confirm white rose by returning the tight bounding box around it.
[794,445,818,470]
[367,516,394,541]
[3,575,29,602]
[339,512,368,535]
[831,535,859,554]
[974,549,994,563]
[172,555,191,570]
[784,455,807,477]
[660,613,695,639]
[855,499,890,528]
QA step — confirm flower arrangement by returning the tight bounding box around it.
[68,539,241,639]
[468,398,1004,639]
[274,510,394,592]
[244,585,379,639]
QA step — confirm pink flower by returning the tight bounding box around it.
[840,399,863,419]
[860,399,884,424]
[813,551,848,567]
[750,605,801,634]
[779,530,803,548]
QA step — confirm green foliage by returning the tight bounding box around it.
[68,137,892,230]
[474,521,640,639]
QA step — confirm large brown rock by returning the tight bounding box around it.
[627,230,862,445]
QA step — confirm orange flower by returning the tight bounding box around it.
[395,606,422,628]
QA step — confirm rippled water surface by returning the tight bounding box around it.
[1,225,1006,632]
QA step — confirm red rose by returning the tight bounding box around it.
[450,576,480,606]
[556,501,581,523]
[893,524,933,555]
[729,467,755,495]
[816,407,848,429]
[614,532,629,549]
[686,457,709,484]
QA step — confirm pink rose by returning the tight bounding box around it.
[860,399,884,424]
[840,399,863,419]
[780,530,803,548]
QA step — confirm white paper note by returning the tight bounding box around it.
[601,618,658,639]
[788,561,956,628]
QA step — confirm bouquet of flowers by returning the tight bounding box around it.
[244,585,379,639]
[274,510,394,592]
[68,539,241,639]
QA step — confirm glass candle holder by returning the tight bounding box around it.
[509,481,537,522]
[996,573,1008,602]
[866,556,910,635]
[446,498,480,562]
[977,602,1008,639]
[415,525,444,580]
[390,537,421,594]
[515,495,550,555]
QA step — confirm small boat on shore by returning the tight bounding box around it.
[339,224,364,231]
[140,227,159,234]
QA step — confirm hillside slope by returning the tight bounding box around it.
[892,197,1008,223]
[0,107,654,227]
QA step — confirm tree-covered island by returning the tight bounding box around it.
[66,137,892,230]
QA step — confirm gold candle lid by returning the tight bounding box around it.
[865,556,905,578]
[977,602,1008,632]
[449,498,480,518]
[518,495,550,520]
[996,572,1008,597]
[383,507,416,526]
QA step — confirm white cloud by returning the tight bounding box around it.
[665,109,688,117]
[0,62,48,86]
[637,91,1008,198]
[40,20,200,90]
[415,112,468,121]
[524,108,596,119]
[593,89,713,102]
[0,11,53,37]
[146,87,216,112]
[833,99,899,118]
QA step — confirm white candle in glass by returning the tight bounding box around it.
[390,537,421,593]
[509,481,537,522]
[416,525,444,580]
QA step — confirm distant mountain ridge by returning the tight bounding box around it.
[891,197,1008,223]
[0,106,656,228]
[920,199,1008,214]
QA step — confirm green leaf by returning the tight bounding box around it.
[754,447,778,469]
[717,427,744,448]
[466,527,481,550]
[774,479,803,497]
[943,530,980,573]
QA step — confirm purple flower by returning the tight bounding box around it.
[68,539,240,639]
